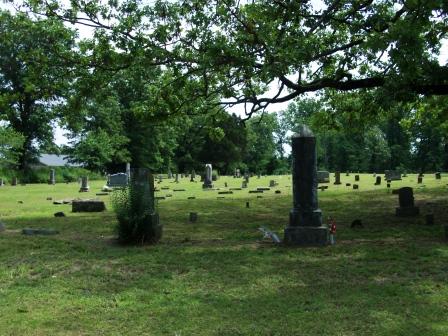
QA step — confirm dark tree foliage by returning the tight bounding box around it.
[0,11,76,169]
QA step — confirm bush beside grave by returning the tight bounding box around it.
[112,171,162,244]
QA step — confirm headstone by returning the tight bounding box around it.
[354,174,360,182]
[126,163,131,181]
[244,173,250,184]
[417,176,423,184]
[107,173,128,188]
[79,176,89,192]
[189,212,198,222]
[11,177,17,186]
[346,172,350,176]
[242,181,248,188]
[190,174,194,182]
[224,182,228,187]
[317,171,330,183]
[387,183,391,188]
[236,169,241,178]
[22,228,59,235]
[269,180,277,187]
[202,164,213,189]
[395,187,419,217]
[353,184,359,189]
[72,199,106,212]
[435,172,441,180]
[168,170,173,179]
[191,170,196,179]
[49,169,56,185]
[385,170,402,181]
[374,176,381,185]
[284,126,329,246]
[175,173,179,183]
[334,171,341,185]
[0,178,4,186]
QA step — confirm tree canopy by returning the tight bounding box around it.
[20,0,448,118]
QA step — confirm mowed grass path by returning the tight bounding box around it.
[0,174,447,335]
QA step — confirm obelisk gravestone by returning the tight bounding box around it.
[284,126,329,246]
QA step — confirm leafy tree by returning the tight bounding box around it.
[25,0,448,118]
[0,126,24,167]
[0,11,76,169]
[244,114,277,174]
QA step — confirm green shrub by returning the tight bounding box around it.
[112,171,162,244]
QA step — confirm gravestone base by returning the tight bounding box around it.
[284,226,329,246]
[395,206,419,217]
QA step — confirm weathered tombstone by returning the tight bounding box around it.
[224,182,228,187]
[79,176,89,192]
[354,174,360,182]
[236,169,241,178]
[395,187,419,217]
[11,177,17,186]
[417,176,423,184]
[385,170,402,181]
[72,199,106,212]
[334,171,341,185]
[435,172,441,180]
[107,173,128,188]
[128,168,162,242]
[317,171,330,183]
[244,173,249,184]
[284,126,328,246]
[175,173,179,183]
[191,170,196,179]
[158,175,163,183]
[202,164,213,189]
[242,180,248,188]
[353,184,359,189]
[49,169,56,185]
[0,178,4,187]
[168,170,173,179]
[126,162,131,181]
[269,180,277,187]
[375,176,381,185]
[189,212,198,222]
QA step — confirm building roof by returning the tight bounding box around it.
[38,154,81,167]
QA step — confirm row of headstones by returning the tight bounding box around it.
[0,169,94,190]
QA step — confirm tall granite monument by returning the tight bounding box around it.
[202,164,213,189]
[284,126,329,246]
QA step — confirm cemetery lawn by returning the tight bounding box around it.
[1,174,448,336]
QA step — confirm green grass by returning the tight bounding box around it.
[0,174,448,335]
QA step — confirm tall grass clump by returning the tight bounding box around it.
[112,169,162,244]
